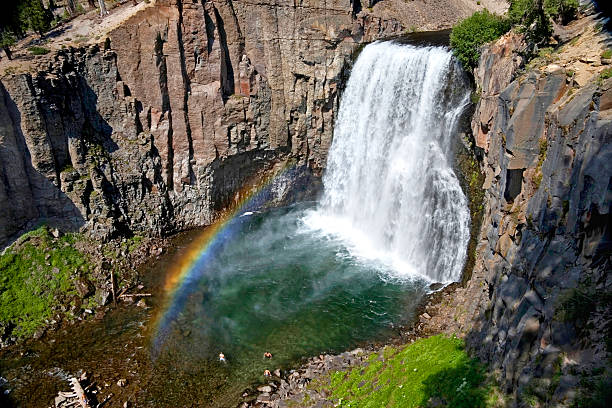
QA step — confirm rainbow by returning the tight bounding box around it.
[151,161,298,353]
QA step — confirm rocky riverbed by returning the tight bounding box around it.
[241,280,486,407]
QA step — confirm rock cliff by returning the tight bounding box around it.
[466,17,611,404]
[0,0,489,247]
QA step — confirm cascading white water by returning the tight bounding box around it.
[304,41,471,283]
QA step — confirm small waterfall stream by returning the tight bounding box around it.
[306,42,471,283]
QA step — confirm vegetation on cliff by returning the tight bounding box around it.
[450,10,510,70]
[450,0,580,70]
[309,335,503,408]
[0,226,90,338]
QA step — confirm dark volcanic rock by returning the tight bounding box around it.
[468,25,612,406]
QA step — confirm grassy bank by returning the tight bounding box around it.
[309,335,504,408]
[0,226,90,338]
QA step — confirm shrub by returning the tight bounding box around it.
[544,0,579,23]
[0,30,16,49]
[28,45,50,55]
[508,0,579,45]
[556,285,596,330]
[450,10,511,70]
[600,68,612,82]
[509,0,579,24]
[602,49,612,59]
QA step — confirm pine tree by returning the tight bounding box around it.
[18,0,53,35]
[0,29,16,60]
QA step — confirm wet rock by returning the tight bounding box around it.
[96,289,111,306]
[429,282,444,291]
[257,385,272,393]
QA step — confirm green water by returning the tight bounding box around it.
[144,203,429,405]
[0,204,431,407]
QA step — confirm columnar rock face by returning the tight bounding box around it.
[468,27,611,404]
[0,1,360,245]
[0,48,172,243]
[1,0,493,246]
[0,0,487,246]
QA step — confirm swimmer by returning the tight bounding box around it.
[264,352,272,359]
[263,369,271,377]
[219,352,226,362]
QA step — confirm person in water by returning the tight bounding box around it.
[219,353,226,362]
[264,352,272,359]
[263,369,271,377]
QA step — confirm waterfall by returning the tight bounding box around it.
[305,42,471,283]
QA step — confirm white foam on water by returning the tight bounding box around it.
[304,41,471,283]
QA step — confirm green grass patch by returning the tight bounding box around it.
[601,49,612,60]
[0,226,90,338]
[315,335,500,407]
[600,68,612,82]
[28,46,50,55]
[525,46,560,71]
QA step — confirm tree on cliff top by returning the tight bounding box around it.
[0,0,52,58]
[17,0,53,35]
[98,0,108,17]
[0,29,16,60]
[508,0,579,45]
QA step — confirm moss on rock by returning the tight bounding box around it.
[0,226,91,338]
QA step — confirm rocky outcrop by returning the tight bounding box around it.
[467,21,611,405]
[0,47,171,243]
[0,0,487,247]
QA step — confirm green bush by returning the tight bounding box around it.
[600,68,612,82]
[602,49,612,60]
[28,45,50,55]
[544,0,579,23]
[556,285,596,329]
[0,30,16,49]
[450,10,511,70]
